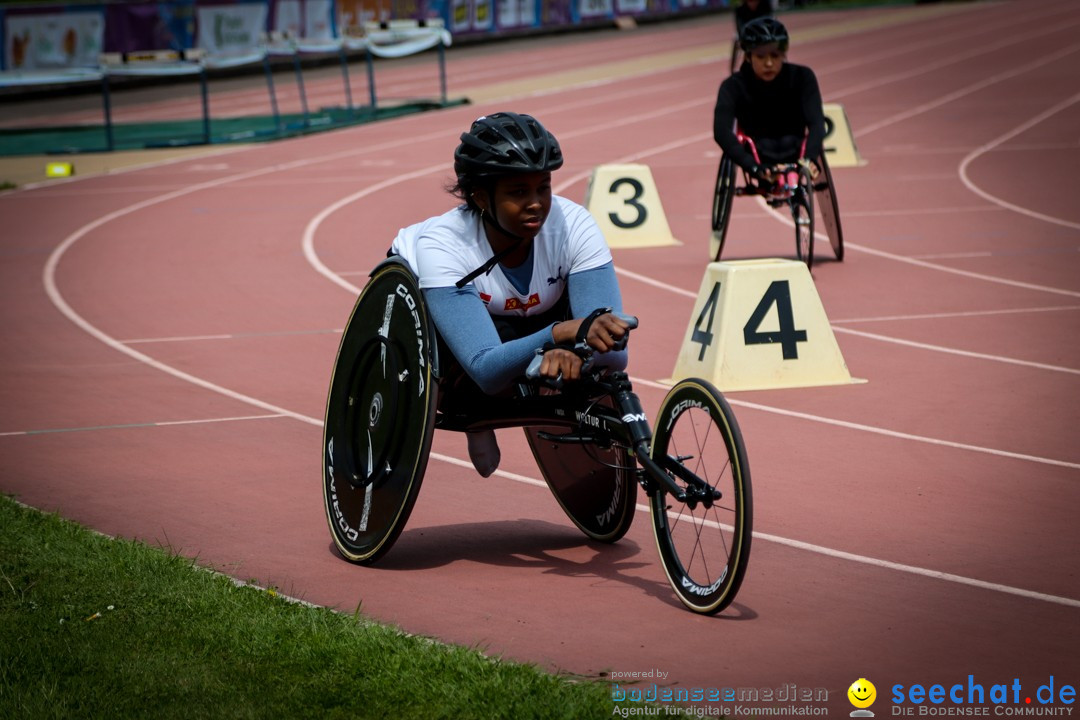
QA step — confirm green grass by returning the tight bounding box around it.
[0,495,618,719]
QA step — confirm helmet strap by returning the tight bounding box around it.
[456,192,527,289]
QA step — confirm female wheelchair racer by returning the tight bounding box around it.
[322,112,753,614]
[712,17,843,268]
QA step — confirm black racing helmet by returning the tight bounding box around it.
[740,16,789,53]
[454,112,564,180]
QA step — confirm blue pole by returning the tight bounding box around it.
[199,65,210,144]
[293,51,310,127]
[101,71,114,151]
[263,54,282,133]
[338,45,354,116]
[366,45,376,110]
[438,38,447,106]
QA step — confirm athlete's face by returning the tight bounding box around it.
[750,44,784,82]
[488,172,552,240]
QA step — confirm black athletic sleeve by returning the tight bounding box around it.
[800,67,827,162]
[713,77,758,173]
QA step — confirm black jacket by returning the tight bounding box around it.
[713,61,826,172]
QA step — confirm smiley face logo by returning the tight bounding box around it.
[848,678,877,709]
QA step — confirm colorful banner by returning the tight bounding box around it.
[0,0,729,70]
[196,2,268,53]
[103,2,195,54]
[473,0,494,31]
[337,0,385,29]
[275,0,335,39]
[4,10,104,70]
[496,0,536,29]
[577,0,613,20]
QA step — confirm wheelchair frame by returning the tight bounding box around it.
[322,257,754,614]
[712,128,845,270]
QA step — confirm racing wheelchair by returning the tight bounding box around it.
[322,257,753,615]
[712,127,844,270]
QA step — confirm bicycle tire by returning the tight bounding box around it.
[711,154,736,262]
[322,259,437,564]
[794,167,815,270]
[650,379,752,615]
[816,154,844,261]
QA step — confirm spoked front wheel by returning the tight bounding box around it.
[793,167,815,270]
[711,154,737,262]
[650,379,752,614]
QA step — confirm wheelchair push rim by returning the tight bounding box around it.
[711,154,737,262]
[816,153,844,261]
[794,166,815,270]
[649,379,753,615]
[323,260,437,564]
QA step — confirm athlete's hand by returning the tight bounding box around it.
[798,158,820,179]
[538,347,583,382]
[581,312,630,353]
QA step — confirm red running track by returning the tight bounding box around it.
[2,1,1078,714]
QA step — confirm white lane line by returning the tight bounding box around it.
[442,449,1080,608]
[841,206,1003,218]
[756,199,1080,298]
[959,91,1080,232]
[832,326,1080,375]
[845,241,1080,298]
[0,413,287,437]
[831,305,1080,324]
[120,328,341,344]
[748,528,1080,609]
[630,376,1080,472]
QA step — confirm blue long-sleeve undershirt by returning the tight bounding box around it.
[424,262,627,395]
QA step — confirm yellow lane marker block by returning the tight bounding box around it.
[671,259,864,391]
[585,163,680,249]
[823,103,865,168]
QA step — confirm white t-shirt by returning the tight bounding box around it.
[390,195,612,317]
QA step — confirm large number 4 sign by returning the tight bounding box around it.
[691,280,808,361]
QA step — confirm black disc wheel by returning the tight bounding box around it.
[711,154,737,262]
[525,409,638,544]
[794,167,815,270]
[323,260,436,564]
[650,379,752,615]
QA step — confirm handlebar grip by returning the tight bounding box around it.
[614,312,639,330]
[525,352,563,389]
[525,352,543,380]
[611,313,638,352]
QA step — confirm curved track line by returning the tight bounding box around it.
[854,43,1080,137]
[301,161,449,293]
[959,91,1080,231]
